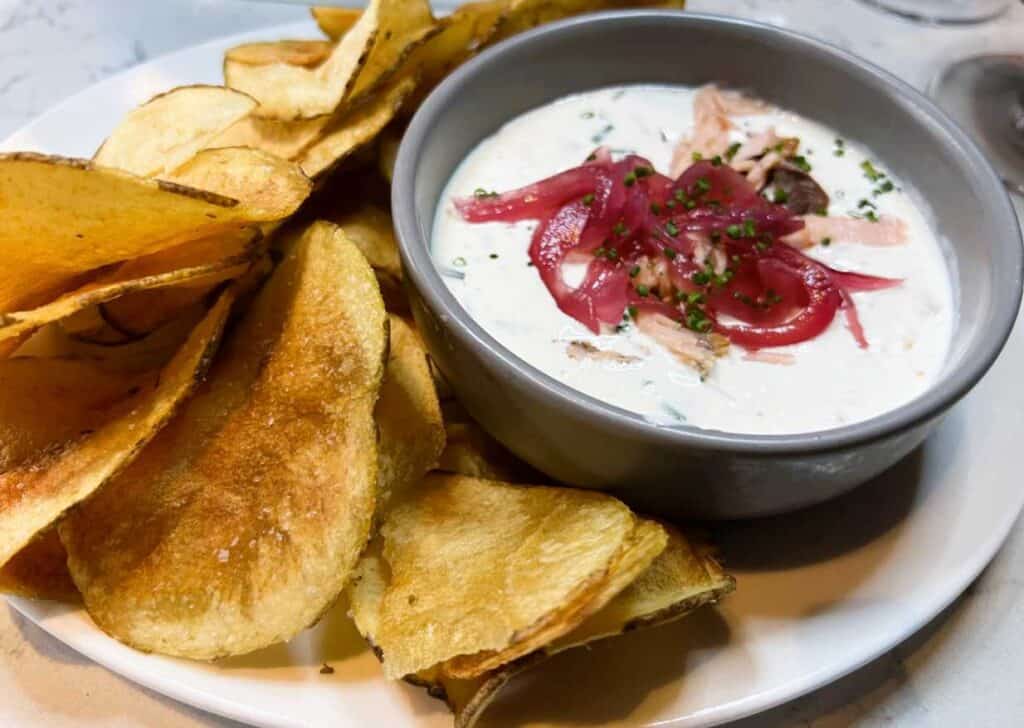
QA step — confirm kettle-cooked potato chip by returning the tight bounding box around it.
[299,75,416,178]
[0,527,78,602]
[311,6,364,41]
[376,316,445,512]
[226,0,433,121]
[93,85,257,178]
[425,526,735,727]
[348,473,666,679]
[0,229,256,346]
[0,153,286,315]
[225,40,335,69]
[0,290,233,571]
[61,221,388,659]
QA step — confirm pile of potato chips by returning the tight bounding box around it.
[0,1,733,726]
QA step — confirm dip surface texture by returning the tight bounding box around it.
[431,85,954,434]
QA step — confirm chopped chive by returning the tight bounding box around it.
[726,224,742,239]
[665,199,677,209]
[627,305,638,319]
[594,247,607,257]
[650,201,662,214]
[674,189,687,203]
[743,219,757,238]
[692,270,711,285]
[874,179,895,195]
[663,247,677,260]
[695,177,711,193]
[833,148,846,157]
[865,210,879,222]
[582,192,595,206]
[791,155,812,172]
[613,222,627,236]
[473,188,497,199]
[772,188,789,204]
[858,198,876,209]
[606,247,619,260]
[489,253,499,259]
[629,265,641,278]
[635,165,654,178]
[636,284,650,297]
[581,110,595,119]
[821,236,832,246]
[725,141,742,161]
[692,151,703,162]
[623,171,637,187]
[585,152,597,162]
[861,160,885,181]
[711,155,723,167]
[665,220,679,236]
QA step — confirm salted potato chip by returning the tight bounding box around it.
[437,421,536,482]
[209,114,330,162]
[299,74,416,178]
[376,316,445,511]
[0,528,77,602]
[225,40,335,68]
[328,202,402,289]
[346,0,435,104]
[224,0,380,120]
[401,0,506,106]
[311,6,363,40]
[493,0,684,42]
[427,526,735,728]
[0,152,285,315]
[0,291,233,571]
[377,125,401,182]
[93,85,257,178]
[163,147,311,220]
[0,230,255,346]
[226,0,432,121]
[348,473,665,679]
[61,221,388,659]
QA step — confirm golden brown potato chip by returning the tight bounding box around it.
[400,0,506,106]
[211,114,329,162]
[0,528,78,602]
[225,40,335,68]
[163,147,311,221]
[443,516,667,678]
[311,6,363,40]
[493,0,684,42]
[96,228,263,337]
[376,316,445,511]
[0,231,254,346]
[61,221,388,659]
[0,152,282,315]
[93,85,257,178]
[299,74,416,178]
[0,290,233,571]
[225,0,380,120]
[377,125,401,182]
[327,202,402,290]
[436,421,536,482]
[348,473,664,679]
[226,0,432,121]
[417,526,735,728]
[346,0,435,104]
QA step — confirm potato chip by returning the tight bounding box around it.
[493,0,685,42]
[401,0,506,106]
[0,527,77,602]
[345,0,435,104]
[328,202,402,290]
[0,290,233,571]
[226,0,433,121]
[0,152,285,315]
[224,0,380,120]
[376,316,445,511]
[377,125,401,182]
[348,473,664,679]
[93,85,257,178]
[299,74,416,178]
[436,421,536,482]
[225,40,335,68]
[164,147,311,220]
[311,6,363,41]
[61,221,388,659]
[0,234,253,346]
[415,526,735,728]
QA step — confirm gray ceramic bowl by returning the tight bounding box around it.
[392,11,1023,519]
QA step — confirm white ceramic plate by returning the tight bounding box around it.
[4,17,1023,728]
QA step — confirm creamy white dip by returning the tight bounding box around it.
[431,85,954,434]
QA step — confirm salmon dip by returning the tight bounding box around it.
[431,84,954,434]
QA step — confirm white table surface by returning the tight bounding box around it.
[1,1,1022,726]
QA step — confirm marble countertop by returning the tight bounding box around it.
[1,1,1021,726]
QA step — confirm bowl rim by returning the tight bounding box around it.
[392,9,1023,455]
